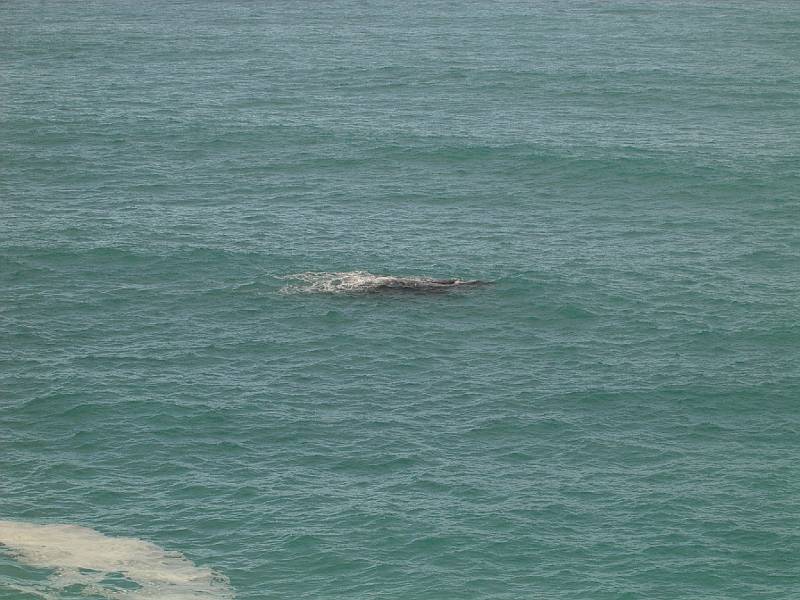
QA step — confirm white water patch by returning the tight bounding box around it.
[279,271,481,294]
[0,520,233,600]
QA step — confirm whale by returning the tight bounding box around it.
[280,272,488,294]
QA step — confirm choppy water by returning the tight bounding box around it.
[2,1,800,598]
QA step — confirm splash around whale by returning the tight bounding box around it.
[280,271,488,294]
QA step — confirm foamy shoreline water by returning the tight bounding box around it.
[0,521,232,600]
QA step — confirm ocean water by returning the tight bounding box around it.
[2,0,800,598]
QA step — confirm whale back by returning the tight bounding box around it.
[280,272,487,294]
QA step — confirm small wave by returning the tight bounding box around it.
[0,520,233,599]
[279,271,485,294]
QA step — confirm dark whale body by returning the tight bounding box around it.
[373,277,485,291]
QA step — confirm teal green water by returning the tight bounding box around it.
[2,1,800,598]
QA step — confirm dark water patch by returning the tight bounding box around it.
[554,304,598,320]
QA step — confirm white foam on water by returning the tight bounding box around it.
[279,271,480,294]
[0,520,233,600]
